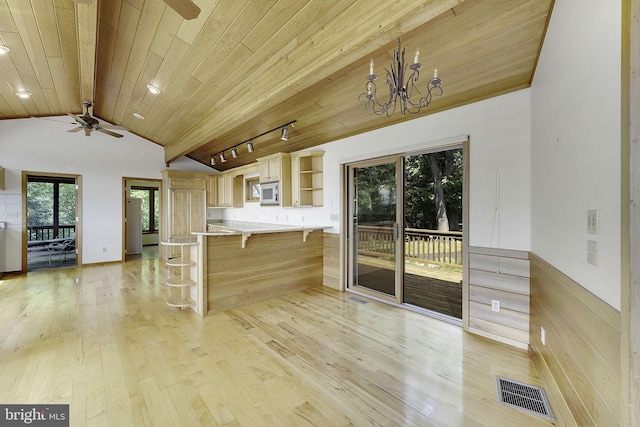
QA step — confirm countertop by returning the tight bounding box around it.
[193,220,330,236]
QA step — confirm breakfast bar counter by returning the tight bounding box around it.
[192,221,329,314]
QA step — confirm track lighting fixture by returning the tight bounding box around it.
[280,126,289,141]
[209,120,296,167]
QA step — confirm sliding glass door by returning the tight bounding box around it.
[347,146,464,321]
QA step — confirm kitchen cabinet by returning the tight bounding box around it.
[257,153,290,183]
[257,153,292,207]
[162,170,207,257]
[291,150,324,207]
[207,173,243,208]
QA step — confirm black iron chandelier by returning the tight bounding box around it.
[358,38,443,117]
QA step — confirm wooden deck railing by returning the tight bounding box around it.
[357,225,463,267]
[28,225,75,241]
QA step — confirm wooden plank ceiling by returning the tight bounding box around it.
[0,0,553,171]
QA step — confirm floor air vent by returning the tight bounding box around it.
[496,376,555,420]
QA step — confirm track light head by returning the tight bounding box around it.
[220,152,227,163]
[247,140,254,153]
[231,147,239,158]
[280,125,289,141]
[210,156,216,166]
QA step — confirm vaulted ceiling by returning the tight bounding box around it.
[0,0,553,171]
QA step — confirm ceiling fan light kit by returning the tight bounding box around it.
[67,101,128,138]
[359,38,443,117]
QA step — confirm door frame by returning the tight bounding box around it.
[342,138,470,327]
[22,171,82,272]
[122,177,162,261]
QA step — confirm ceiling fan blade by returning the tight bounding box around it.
[68,112,88,125]
[100,123,129,131]
[163,0,200,20]
[67,127,83,133]
[96,127,124,138]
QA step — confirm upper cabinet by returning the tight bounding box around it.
[257,153,290,183]
[257,153,292,207]
[291,151,324,207]
[207,173,243,208]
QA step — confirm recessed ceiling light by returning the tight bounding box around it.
[133,112,145,120]
[0,46,10,55]
[15,91,32,99]
[146,84,161,95]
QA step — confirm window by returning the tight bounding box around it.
[245,177,260,202]
[130,186,159,234]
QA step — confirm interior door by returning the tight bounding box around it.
[347,158,403,303]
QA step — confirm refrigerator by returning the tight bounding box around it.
[126,198,142,255]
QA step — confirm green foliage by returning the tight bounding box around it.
[27,182,76,226]
[404,149,463,230]
[353,149,463,230]
[355,162,396,225]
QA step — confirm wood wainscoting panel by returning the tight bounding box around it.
[468,246,530,349]
[323,232,341,290]
[207,231,323,313]
[529,253,621,427]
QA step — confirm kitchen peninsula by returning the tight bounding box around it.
[193,221,328,315]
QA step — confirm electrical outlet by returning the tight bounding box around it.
[541,326,546,345]
[587,240,598,266]
[491,299,500,312]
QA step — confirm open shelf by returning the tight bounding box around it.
[160,237,198,310]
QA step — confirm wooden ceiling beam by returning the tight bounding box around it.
[75,0,98,110]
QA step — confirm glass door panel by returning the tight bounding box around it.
[348,159,402,301]
[403,149,463,319]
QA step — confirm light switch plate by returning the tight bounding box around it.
[587,209,598,234]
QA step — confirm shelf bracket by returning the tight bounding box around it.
[303,229,313,242]
[241,233,252,248]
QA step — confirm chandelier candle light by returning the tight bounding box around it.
[359,38,443,117]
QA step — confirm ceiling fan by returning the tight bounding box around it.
[67,101,128,138]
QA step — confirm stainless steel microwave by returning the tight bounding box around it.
[260,181,279,206]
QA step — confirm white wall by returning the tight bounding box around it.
[531,0,621,309]
[222,89,532,251]
[0,117,203,270]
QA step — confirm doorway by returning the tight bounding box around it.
[123,178,161,261]
[346,144,465,322]
[24,173,80,271]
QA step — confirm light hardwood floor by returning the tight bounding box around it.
[0,257,560,426]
